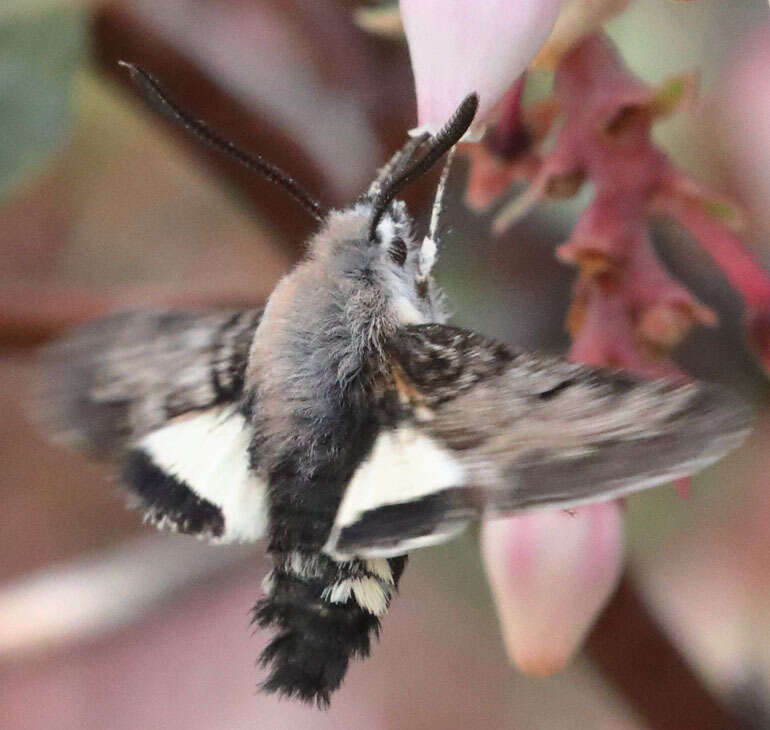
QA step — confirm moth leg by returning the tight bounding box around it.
[253,550,406,707]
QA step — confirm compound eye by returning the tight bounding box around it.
[389,236,407,266]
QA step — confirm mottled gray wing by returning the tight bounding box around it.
[37,308,267,542]
[37,308,262,457]
[325,324,752,559]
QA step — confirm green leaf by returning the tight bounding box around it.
[0,5,87,201]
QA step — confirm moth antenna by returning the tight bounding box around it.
[118,61,327,223]
[428,146,456,244]
[368,92,478,240]
[367,133,428,199]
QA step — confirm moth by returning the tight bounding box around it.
[37,64,751,707]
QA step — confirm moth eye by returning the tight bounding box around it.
[389,237,407,266]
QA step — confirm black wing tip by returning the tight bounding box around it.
[124,449,226,537]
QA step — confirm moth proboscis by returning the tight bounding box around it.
[35,63,752,707]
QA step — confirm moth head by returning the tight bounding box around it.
[308,96,477,324]
[369,201,441,322]
[367,92,477,301]
[302,200,436,325]
[306,92,478,324]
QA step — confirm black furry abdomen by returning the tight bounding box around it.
[247,363,405,706]
[254,552,406,706]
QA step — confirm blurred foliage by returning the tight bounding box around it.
[607,0,768,185]
[0,4,87,201]
[0,0,90,21]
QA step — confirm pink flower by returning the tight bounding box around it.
[400,0,564,136]
[475,33,770,376]
[481,503,624,676]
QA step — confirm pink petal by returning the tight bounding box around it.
[567,278,683,377]
[401,0,564,136]
[481,503,624,676]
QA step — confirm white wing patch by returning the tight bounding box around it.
[139,409,268,543]
[324,426,468,559]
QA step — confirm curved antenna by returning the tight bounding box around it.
[368,93,478,240]
[118,62,327,223]
[367,133,428,199]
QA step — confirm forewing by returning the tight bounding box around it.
[325,324,752,559]
[37,308,267,542]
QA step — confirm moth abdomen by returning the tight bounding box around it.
[254,552,406,706]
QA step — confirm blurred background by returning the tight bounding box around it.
[1,1,770,728]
